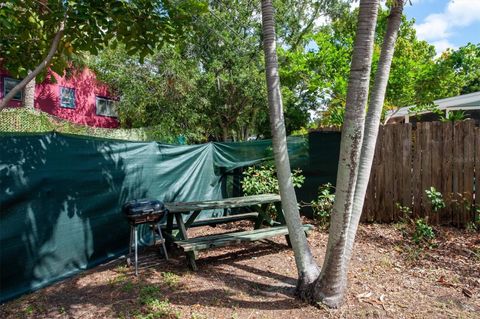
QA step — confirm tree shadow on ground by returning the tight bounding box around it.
[0,241,305,318]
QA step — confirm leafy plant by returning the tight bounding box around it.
[412,218,435,246]
[395,202,435,249]
[241,164,304,218]
[440,110,467,122]
[396,203,412,216]
[241,164,305,196]
[425,187,445,212]
[310,183,335,227]
[466,210,480,232]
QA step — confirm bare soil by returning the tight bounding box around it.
[1,220,479,319]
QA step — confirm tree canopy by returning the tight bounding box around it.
[279,6,480,126]
[88,0,348,142]
[0,0,206,109]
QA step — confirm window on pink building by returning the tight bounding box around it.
[96,97,118,117]
[3,77,23,101]
[60,86,75,108]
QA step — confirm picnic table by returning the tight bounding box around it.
[163,194,313,270]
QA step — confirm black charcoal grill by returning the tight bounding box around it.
[122,199,169,275]
[123,199,167,224]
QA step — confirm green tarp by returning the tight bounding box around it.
[0,131,340,302]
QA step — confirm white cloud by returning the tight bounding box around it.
[445,0,480,27]
[414,0,480,54]
[415,13,449,41]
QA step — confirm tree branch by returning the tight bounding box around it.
[0,20,65,111]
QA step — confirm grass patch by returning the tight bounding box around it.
[23,304,35,316]
[122,280,135,293]
[162,272,181,289]
[108,273,128,286]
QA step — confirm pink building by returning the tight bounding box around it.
[0,67,119,128]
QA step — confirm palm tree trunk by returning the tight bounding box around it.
[0,21,64,111]
[351,1,404,239]
[309,0,380,308]
[260,0,320,293]
[23,76,35,109]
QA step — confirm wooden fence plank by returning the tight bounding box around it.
[392,125,403,221]
[375,125,385,222]
[430,122,442,224]
[384,125,395,222]
[441,122,454,225]
[401,123,412,212]
[475,127,480,217]
[463,120,475,226]
[420,122,432,219]
[412,123,422,218]
[453,121,465,226]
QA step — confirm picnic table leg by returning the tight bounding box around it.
[165,213,174,248]
[254,203,270,229]
[174,213,198,271]
[274,202,292,246]
[273,202,286,225]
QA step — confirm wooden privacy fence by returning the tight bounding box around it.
[362,120,480,226]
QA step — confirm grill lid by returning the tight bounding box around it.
[122,199,166,218]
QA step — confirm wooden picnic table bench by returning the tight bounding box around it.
[163,194,313,270]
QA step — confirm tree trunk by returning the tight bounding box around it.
[260,0,320,294]
[351,1,404,236]
[308,0,380,308]
[23,76,35,109]
[221,124,229,142]
[0,21,64,111]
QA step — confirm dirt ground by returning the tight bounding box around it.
[1,219,479,319]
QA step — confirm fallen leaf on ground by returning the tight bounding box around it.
[356,292,373,299]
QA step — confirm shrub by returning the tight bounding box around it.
[395,202,435,248]
[241,164,304,196]
[412,218,435,246]
[241,164,304,218]
[425,187,445,212]
[310,183,335,227]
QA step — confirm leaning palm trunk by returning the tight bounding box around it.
[308,0,380,308]
[260,0,320,292]
[351,1,404,241]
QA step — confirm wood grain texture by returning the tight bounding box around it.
[165,194,281,212]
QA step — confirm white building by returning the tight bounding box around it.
[386,91,480,123]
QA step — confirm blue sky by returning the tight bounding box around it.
[403,0,480,54]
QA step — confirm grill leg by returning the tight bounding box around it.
[157,223,168,260]
[134,226,138,276]
[129,226,133,255]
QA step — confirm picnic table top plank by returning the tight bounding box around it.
[164,194,281,212]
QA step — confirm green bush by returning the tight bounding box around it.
[310,183,335,227]
[412,218,435,246]
[241,164,304,218]
[241,164,304,196]
[425,187,445,212]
